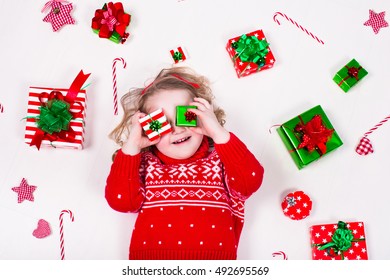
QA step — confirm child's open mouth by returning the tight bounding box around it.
[172,136,191,144]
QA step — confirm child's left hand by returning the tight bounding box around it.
[188,98,230,144]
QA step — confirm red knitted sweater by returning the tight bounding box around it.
[105,132,264,260]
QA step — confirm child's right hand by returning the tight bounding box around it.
[122,111,160,155]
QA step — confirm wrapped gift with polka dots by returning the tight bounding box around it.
[226,29,275,78]
[310,221,368,260]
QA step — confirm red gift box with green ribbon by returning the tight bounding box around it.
[226,29,275,78]
[25,70,90,150]
[91,2,131,44]
[277,105,343,169]
[310,221,368,260]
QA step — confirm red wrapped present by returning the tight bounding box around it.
[170,47,187,64]
[226,29,275,78]
[281,190,312,220]
[310,221,368,260]
[25,71,90,150]
[139,108,172,141]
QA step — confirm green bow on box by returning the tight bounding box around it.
[232,34,269,67]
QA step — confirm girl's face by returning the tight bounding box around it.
[144,89,204,160]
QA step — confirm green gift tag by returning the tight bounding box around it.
[333,59,368,93]
[277,105,343,169]
[176,106,197,127]
[92,28,122,44]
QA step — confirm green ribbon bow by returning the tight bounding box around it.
[37,99,73,134]
[315,221,365,259]
[172,51,183,61]
[232,34,269,67]
[149,119,162,132]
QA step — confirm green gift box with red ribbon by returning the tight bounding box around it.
[277,105,343,169]
[25,70,90,150]
[91,2,131,44]
[310,221,368,260]
[333,59,368,92]
[226,29,275,78]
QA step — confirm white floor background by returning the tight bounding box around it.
[0,0,389,260]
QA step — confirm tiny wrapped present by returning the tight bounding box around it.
[277,105,343,169]
[333,59,368,92]
[25,70,90,150]
[226,29,275,78]
[176,106,197,127]
[170,47,187,64]
[139,109,172,141]
[91,2,131,44]
[310,221,368,260]
[281,190,312,220]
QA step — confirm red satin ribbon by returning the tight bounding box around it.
[91,2,130,38]
[295,115,334,155]
[30,70,90,150]
[338,66,362,87]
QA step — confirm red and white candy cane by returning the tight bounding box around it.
[273,12,325,45]
[0,103,3,113]
[59,209,74,260]
[272,251,288,260]
[356,115,390,155]
[112,57,127,115]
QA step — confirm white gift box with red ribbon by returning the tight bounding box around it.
[139,108,172,141]
[25,86,87,149]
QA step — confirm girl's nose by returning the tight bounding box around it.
[171,123,186,134]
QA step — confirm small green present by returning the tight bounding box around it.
[333,59,368,92]
[277,105,343,169]
[176,106,197,127]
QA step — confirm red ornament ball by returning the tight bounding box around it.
[281,190,312,220]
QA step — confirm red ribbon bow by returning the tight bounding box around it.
[30,70,90,150]
[91,2,130,38]
[295,115,334,155]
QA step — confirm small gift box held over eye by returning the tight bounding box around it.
[91,2,131,44]
[25,70,90,150]
[310,221,368,260]
[139,109,172,141]
[333,59,368,92]
[176,106,197,127]
[276,105,343,169]
[226,29,275,78]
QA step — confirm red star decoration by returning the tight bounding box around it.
[43,2,75,32]
[364,9,389,34]
[12,178,37,203]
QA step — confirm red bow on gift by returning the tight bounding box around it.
[91,2,130,38]
[295,115,334,155]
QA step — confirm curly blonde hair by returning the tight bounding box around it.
[109,66,226,146]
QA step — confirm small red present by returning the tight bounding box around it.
[170,47,187,64]
[281,190,312,220]
[310,221,368,260]
[139,109,172,141]
[226,29,275,78]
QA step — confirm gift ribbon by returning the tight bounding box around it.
[337,65,362,88]
[294,115,334,155]
[172,51,183,61]
[232,34,269,67]
[312,221,365,260]
[149,119,162,132]
[28,71,90,150]
[91,2,130,39]
[184,111,197,122]
[41,0,69,13]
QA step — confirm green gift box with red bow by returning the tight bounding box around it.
[277,105,343,169]
[333,59,368,92]
[226,29,275,78]
[310,221,368,260]
[91,2,131,44]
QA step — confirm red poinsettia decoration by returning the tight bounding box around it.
[91,2,130,39]
[295,115,334,155]
[281,190,312,220]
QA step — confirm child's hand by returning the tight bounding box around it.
[122,111,160,155]
[188,98,230,144]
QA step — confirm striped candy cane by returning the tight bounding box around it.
[112,57,127,115]
[356,115,390,155]
[272,251,288,260]
[59,209,74,260]
[273,12,325,45]
[0,103,3,113]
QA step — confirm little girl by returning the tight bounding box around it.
[105,66,264,260]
